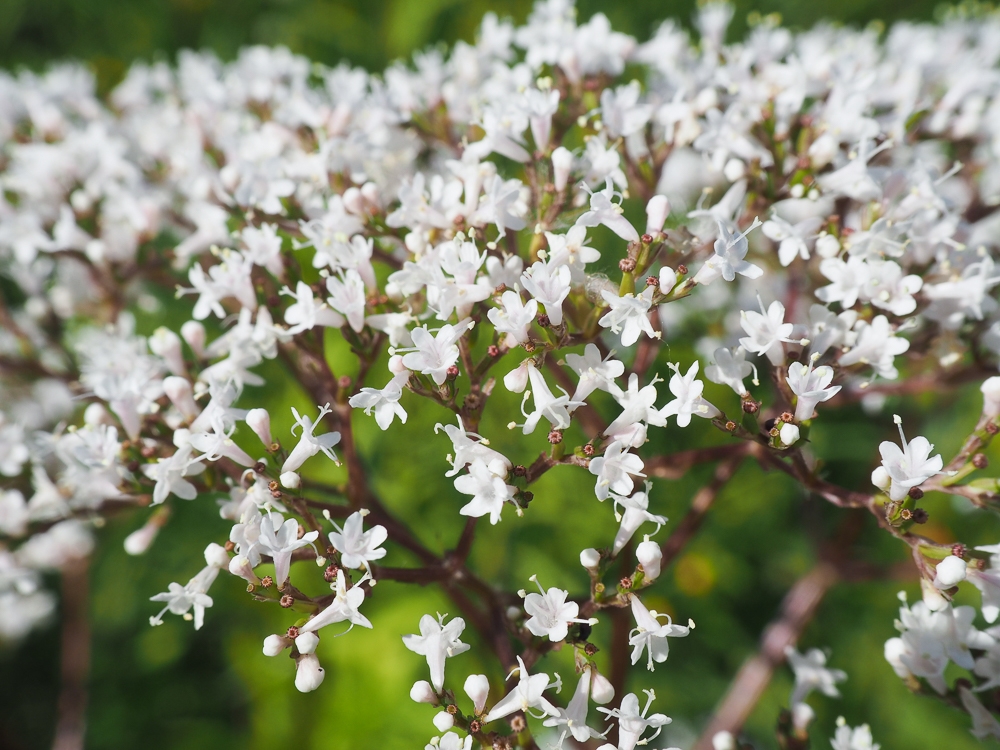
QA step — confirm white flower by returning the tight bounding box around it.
[487,290,538,347]
[542,667,604,745]
[517,365,582,435]
[141,445,205,505]
[434,416,511,478]
[282,403,342,473]
[523,576,593,642]
[599,287,658,347]
[610,483,667,555]
[960,686,1000,741]
[258,512,319,585]
[483,655,561,723]
[565,343,625,403]
[786,361,841,423]
[454,458,517,524]
[299,568,373,634]
[628,595,692,671]
[282,280,344,334]
[520,260,571,326]
[402,613,470,692]
[576,178,639,242]
[589,440,645,501]
[876,415,943,502]
[705,346,753,396]
[399,319,474,385]
[597,689,671,750]
[657,361,720,427]
[693,218,763,285]
[325,269,367,333]
[739,296,795,366]
[839,316,909,380]
[348,372,409,430]
[328,511,387,570]
[784,645,846,706]
[762,214,821,266]
[830,718,879,750]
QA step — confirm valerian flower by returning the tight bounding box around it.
[483,655,561,723]
[522,575,594,642]
[628,596,693,671]
[871,415,943,502]
[402,613,470,692]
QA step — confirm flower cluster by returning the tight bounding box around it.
[3,0,1000,745]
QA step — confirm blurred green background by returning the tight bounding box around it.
[1,1,997,749]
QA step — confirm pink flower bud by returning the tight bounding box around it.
[464,674,489,713]
[180,320,206,359]
[245,408,273,447]
[645,194,670,235]
[294,653,325,692]
[551,147,573,192]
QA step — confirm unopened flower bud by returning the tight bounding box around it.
[636,538,662,580]
[504,361,532,393]
[815,232,840,259]
[83,402,112,426]
[342,186,365,215]
[723,158,746,182]
[712,730,736,750]
[590,668,615,704]
[229,555,259,584]
[551,147,573,191]
[410,679,437,704]
[974,453,989,470]
[388,354,408,374]
[296,631,320,654]
[645,194,670,235]
[659,266,677,294]
[245,408,273,447]
[149,327,187,376]
[779,422,800,446]
[433,711,455,731]
[204,542,230,569]
[280,471,301,489]
[180,320,206,359]
[124,518,162,555]
[163,376,200,421]
[263,633,291,656]
[982,377,1000,418]
[294,653,325,692]
[580,548,601,570]
[360,181,381,209]
[933,555,968,589]
[871,466,891,493]
[791,701,815,732]
[464,674,489,713]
